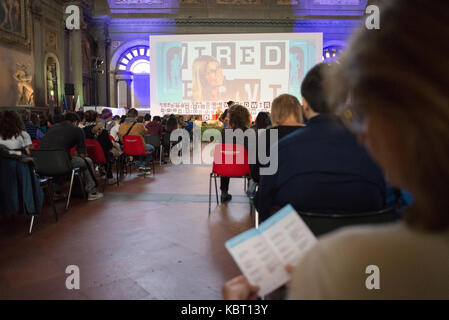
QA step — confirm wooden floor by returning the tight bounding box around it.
[0,164,254,299]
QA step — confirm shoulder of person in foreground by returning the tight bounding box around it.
[275,126,308,153]
[288,222,449,300]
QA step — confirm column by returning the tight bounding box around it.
[69,1,84,108]
[31,1,44,107]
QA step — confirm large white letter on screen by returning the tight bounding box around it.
[265,46,282,66]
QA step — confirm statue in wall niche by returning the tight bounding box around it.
[13,63,35,106]
[47,65,55,91]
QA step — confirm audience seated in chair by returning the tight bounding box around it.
[0,111,32,155]
[118,108,155,171]
[146,115,163,138]
[256,63,386,222]
[109,115,121,142]
[82,110,117,185]
[220,104,255,203]
[39,112,103,201]
[251,94,304,185]
[223,0,449,299]
[23,111,45,140]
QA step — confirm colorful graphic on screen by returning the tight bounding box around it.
[150,33,323,118]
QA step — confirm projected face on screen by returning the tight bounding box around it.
[151,33,323,117]
[192,56,225,101]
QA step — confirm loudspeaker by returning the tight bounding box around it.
[65,84,75,96]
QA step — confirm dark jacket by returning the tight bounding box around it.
[0,147,43,217]
[83,125,114,161]
[251,125,303,183]
[40,121,86,157]
[256,114,386,221]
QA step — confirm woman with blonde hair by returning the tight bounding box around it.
[192,56,224,102]
[251,94,304,184]
[223,0,449,299]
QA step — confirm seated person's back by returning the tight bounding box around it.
[146,116,163,137]
[39,117,86,156]
[256,64,386,221]
[118,109,147,144]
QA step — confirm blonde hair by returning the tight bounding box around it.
[192,56,218,102]
[271,94,302,126]
[327,0,449,231]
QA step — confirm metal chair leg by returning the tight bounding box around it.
[29,216,35,235]
[160,145,163,165]
[48,180,58,221]
[214,175,219,205]
[152,158,155,177]
[116,159,120,186]
[103,164,109,193]
[208,173,212,216]
[66,169,75,210]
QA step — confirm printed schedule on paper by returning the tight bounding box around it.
[225,205,317,296]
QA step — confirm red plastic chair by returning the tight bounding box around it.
[32,139,40,150]
[209,143,251,215]
[85,139,118,190]
[122,135,154,178]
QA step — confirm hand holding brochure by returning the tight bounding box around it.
[225,204,317,296]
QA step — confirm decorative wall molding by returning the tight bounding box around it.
[215,0,262,5]
[0,0,32,50]
[108,17,362,27]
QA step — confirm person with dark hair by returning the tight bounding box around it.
[118,108,154,171]
[161,115,180,158]
[23,112,44,140]
[220,105,255,203]
[119,115,126,125]
[253,112,271,130]
[0,111,32,155]
[39,112,103,201]
[146,115,163,138]
[144,114,151,126]
[75,111,86,128]
[255,63,386,221]
[225,0,449,300]
[83,111,116,185]
[48,112,65,125]
[165,115,178,134]
[39,114,48,134]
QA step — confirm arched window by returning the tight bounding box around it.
[116,45,150,72]
[115,45,151,109]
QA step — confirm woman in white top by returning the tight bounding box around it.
[0,111,32,155]
[222,0,449,300]
[109,115,121,142]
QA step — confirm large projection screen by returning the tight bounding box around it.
[150,33,323,118]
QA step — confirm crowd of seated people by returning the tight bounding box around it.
[219,75,386,221]
[0,105,198,215]
[0,111,33,156]
[222,0,448,299]
[256,63,387,221]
